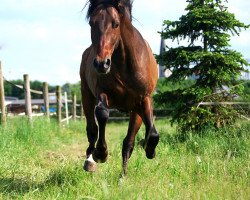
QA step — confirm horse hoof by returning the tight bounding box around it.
[93,149,108,163]
[118,173,127,186]
[145,148,156,159]
[83,160,96,172]
[144,134,159,159]
[83,155,97,172]
[93,154,108,163]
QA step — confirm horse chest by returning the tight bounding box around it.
[99,77,146,110]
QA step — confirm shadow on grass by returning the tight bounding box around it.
[0,166,81,197]
[0,178,32,195]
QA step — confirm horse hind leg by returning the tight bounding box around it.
[93,93,109,163]
[122,112,142,176]
[141,97,159,159]
[144,125,159,159]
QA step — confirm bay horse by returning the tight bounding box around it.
[80,0,159,175]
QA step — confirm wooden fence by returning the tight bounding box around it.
[0,61,83,125]
[1,61,250,125]
[0,61,6,124]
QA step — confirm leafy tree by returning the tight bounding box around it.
[241,81,250,102]
[154,79,195,109]
[4,79,25,99]
[4,79,57,99]
[156,0,249,131]
[62,82,81,102]
[4,79,82,101]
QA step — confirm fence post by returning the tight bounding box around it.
[24,74,32,123]
[43,82,50,120]
[0,61,6,125]
[72,93,76,121]
[56,86,61,124]
[64,92,69,125]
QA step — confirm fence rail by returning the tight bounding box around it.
[1,61,250,125]
[0,62,82,125]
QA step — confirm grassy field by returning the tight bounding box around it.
[0,117,249,199]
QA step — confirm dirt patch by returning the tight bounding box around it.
[44,142,85,163]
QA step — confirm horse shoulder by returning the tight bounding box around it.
[80,46,99,98]
[80,46,92,78]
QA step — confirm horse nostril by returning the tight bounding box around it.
[93,58,99,68]
[106,58,111,66]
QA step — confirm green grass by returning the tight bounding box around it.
[0,117,249,199]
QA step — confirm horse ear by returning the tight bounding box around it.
[116,0,132,19]
[117,0,126,5]
[117,0,133,9]
[88,0,102,5]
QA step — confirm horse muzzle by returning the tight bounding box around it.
[93,58,111,74]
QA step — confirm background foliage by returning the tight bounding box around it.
[156,0,249,131]
[4,80,81,102]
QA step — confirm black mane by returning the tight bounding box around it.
[85,0,133,20]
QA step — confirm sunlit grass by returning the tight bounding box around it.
[0,117,249,199]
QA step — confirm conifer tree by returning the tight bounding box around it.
[156,0,249,131]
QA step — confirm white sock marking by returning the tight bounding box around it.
[87,154,96,163]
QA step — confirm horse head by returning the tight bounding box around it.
[87,0,132,74]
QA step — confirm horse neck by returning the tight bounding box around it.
[111,15,157,94]
[114,16,147,70]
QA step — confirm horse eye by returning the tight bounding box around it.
[112,21,119,29]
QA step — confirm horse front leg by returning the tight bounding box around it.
[83,118,98,172]
[93,93,109,163]
[122,111,142,176]
[141,96,159,159]
[82,82,98,172]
